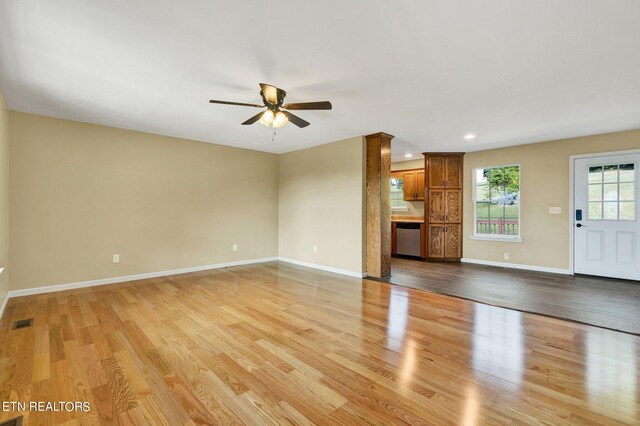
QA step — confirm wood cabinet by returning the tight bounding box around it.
[400,169,424,201]
[427,156,463,189]
[402,172,416,201]
[428,189,462,223]
[424,153,464,261]
[416,170,425,200]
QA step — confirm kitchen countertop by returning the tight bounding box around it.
[391,216,424,223]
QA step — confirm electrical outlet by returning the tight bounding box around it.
[232,244,238,252]
[313,245,318,254]
[503,253,509,261]
[549,206,562,215]
[113,254,120,263]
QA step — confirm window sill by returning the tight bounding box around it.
[470,235,523,243]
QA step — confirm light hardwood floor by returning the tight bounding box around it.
[1,261,639,425]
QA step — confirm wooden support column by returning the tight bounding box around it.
[365,132,394,279]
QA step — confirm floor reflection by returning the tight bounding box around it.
[462,385,480,426]
[386,286,409,352]
[472,304,524,385]
[586,328,637,418]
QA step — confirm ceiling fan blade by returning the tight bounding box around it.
[282,111,310,128]
[241,111,265,125]
[282,101,332,111]
[209,99,264,108]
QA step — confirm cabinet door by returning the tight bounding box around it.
[428,190,445,223]
[416,170,425,200]
[403,171,417,201]
[445,156,463,188]
[427,157,446,188]
[445,224,462,258]
[445,189,462,223]
[427,224,445,259]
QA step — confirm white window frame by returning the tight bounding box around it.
[471,164,523,242]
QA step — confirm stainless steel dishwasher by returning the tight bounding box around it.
[396,222,421,257]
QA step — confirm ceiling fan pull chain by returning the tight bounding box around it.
[272,128,276,142]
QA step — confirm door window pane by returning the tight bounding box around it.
[587,162,636,221]
[603,165,618,183]
[588,202,603,220]
[588,184,602,201]
[603,202,618,220]
[619,183,635,201]
[620,202,636,220]
[588,166,603,183]
[619,164,635,182]
[603,184,618,201]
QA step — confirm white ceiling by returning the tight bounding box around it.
[1,1,640,161]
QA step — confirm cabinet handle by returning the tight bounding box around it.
[445,226,448,232]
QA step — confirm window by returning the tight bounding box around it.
[391,176,408,210]
[474,165,521,239]
[588,163,635,221]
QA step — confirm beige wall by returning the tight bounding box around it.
[391,158,423,171]
[391,158,425,217]
[279,136,365,274]
[464,129,640,269]
[0,91,9,303]
[9,112,279,290]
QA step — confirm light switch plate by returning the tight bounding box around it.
[549,207,562,215]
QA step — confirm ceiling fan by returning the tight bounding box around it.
[209,83,332,128]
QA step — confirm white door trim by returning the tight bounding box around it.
[569,148,640,275]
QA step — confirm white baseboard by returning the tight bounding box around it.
[278,257,366,278]
[1,255,364,318]
[461,258,572,275]
[6,257,279,299]
[0,291,9,322]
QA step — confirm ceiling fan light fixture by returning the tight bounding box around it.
[209,83,327,128]
[272,111,288,128]
[260,109,274,125]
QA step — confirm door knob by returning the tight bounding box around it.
[576,223,586,228]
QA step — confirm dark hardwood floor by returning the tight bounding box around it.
[1,261,639,424]
[390,257,640,335]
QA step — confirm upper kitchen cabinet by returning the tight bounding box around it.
[426,154,464,189]
[402,169,425,201]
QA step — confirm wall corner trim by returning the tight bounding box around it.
[278,257,366,278]
[3,257,279,302]
[461,258,572,275]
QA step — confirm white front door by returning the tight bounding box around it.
[574,152,640,280]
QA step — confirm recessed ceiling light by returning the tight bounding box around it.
[404,153,413,158]
[464,133,476,140]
